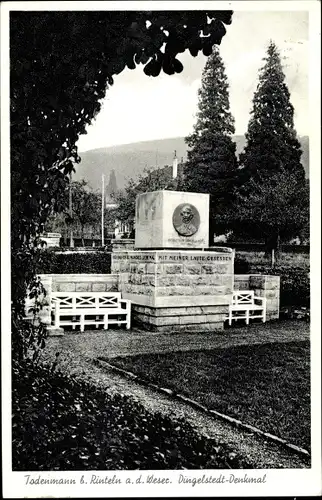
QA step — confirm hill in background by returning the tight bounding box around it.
[74,135,309,191]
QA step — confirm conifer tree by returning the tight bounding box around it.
[181,45,238,241]
[236,41,307,253]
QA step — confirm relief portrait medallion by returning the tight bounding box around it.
[172,203,200,237]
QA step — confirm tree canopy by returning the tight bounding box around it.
[239,41,304,183]
[234,41,308,251]
[180,45,238,241]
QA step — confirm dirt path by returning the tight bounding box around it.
[41,320,310,469]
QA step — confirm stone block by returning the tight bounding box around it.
[249,276,265,288]
[119,261,130,272]
[137,264,146,274]
[75,283,91,292]
[174,286,191,296]
[195,275,208,285]
[129,264,137,274]
[265,290,280,299]
[205,314,228,323]
[201,264,215,274]
[140,275,152,286]
[157,276,177,287]
[175,275,191,287]
[196,286,213,296]
[264,278,280,290]
[135,190,209,249]
[234,274,251,285]
[91,283,105,292]
[155,295,231,307]
[266,311,279,320]
[201,305,229,315]
[58,283,76,292]
[111,262,120,273]
[146,263,156,274]
[185,264,201,275]
[233,275,251,290]
[106,283,118,292]
[155,285,169,296]
[165,264,183,274]
[179,314,207,325]
[156,264,164,274]
[207,275,224,286]
[132,302,227,333]
[201,263,232,275]
[155,316,180,326]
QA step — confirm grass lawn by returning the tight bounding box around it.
[106,340,310,451]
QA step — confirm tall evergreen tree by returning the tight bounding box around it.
[180,45,238,241]
[236,41,307,252]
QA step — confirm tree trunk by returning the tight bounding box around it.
[81,226,85,247]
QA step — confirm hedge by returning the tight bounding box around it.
[234,257,310,307]
[35,251,111,274]
[12,359,251,470]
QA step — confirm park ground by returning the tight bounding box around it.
[39,319,311,469]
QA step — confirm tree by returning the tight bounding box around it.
[236,41,307,254]
[70,181,101,246]
[230,170,309,262]
[107,170,118,197]
[114,165,179,226]
[44,180,101,245]
[10,10,233,359]
[180,45,238,242]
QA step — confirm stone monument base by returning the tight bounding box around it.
[111,249,234,333]
[132,304,228,333]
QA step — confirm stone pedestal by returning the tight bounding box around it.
[111,249,234,332]
[234,274,280,320]
[249,275,280,320]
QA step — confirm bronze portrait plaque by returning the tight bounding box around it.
[172,203,200,237]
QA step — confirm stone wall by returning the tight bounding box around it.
[25,274,119,330]
[234,274,280,320]
[48,274,118,293]
[111,239,135,251]
[26,271,280,334]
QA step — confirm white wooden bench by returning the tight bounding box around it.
[51,292,131,332]
[227,291,266,325]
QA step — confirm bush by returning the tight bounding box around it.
[35,250,111,274]
[12,359,251,471]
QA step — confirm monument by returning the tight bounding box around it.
[112,190,234,332]
[135,191,209,249]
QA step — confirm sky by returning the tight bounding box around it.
[76,10,309,152]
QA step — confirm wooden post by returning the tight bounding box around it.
[271,248,275,267]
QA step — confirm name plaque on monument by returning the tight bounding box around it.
[135,190,209,249]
